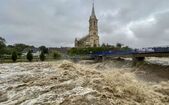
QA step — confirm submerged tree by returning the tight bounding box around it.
[27,50,33,62]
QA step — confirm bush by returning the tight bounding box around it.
[27,50,33,62]
[53,52,61,59]
[11,51,17,62]
[40,51,45,61]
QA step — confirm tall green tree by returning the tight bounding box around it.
[40,51,45,61]
[0,37,6,57]
[11,51,17,62]
[27,50,33,62]
[0,37,6,48]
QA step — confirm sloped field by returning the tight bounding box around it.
[0,60,169,105]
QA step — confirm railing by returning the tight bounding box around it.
[91,47,169,57]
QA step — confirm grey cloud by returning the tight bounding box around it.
[0,0,169,48]
[129,10,169,47]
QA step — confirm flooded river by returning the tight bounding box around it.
[0,60,169,105]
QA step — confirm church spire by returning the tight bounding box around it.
[89,0,98,37]
[90,0,96,18]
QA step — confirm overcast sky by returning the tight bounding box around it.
[0,0,169,48]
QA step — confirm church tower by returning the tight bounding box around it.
[89,2,98,36]
[74,0,100,48]
[88,1,100,47]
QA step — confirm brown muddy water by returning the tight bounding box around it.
[0,60,169,105]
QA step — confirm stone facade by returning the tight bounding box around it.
[75,3,100,48]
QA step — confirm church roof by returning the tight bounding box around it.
[78,34,90,42]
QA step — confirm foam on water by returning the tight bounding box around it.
[0,60,169,105]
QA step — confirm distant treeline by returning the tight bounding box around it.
[0,37,61,62]
[68,43,132,56]
[0,36,132,61]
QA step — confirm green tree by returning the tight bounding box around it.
[39,46,48,54]
[27,50,33,62]
[14,43,33,56]
[101,43,106,47]
[40,51,45,61]
[116,43,124,49]
[53,52,61,59]
[4,47,14,55]
[11,51,17,62]
[122,46,131,50]
[0,37,6,57]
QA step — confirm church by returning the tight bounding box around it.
[75,2,100,48]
